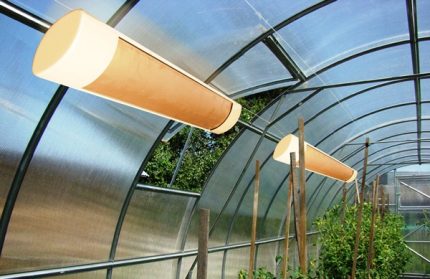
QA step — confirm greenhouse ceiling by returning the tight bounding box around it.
[0,0,429,278]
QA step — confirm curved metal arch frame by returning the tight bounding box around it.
[222,101,428,245]
[260,120,430,252]
[1,0,430,278]
[217,96,429,276]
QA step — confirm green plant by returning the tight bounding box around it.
[417,209,430,232]
[315,203,409,278]
[238,267,276,279]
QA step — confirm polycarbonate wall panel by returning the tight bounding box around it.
[420,41,430,75]
[116,190,195,259]
[179,252,224,279]
[228,149,287,242]
[112,260,177,279]
[275,0,409,75]
[398,177,430,207]
[185,130,261,249]
[243,0,320,27]
[216,139,276,245]
[267,83,380,139]
[179,256,196,279]
[212,43,292,94]
[256,242,278,274]
[0,89,167,273]
[46,270,107,279]
[317,106,417,153]
[9,0,125,22]
[224,247,250,279]
[417,0,430,38]
[422,79,430,101]
[307,179,345,223]
[262,178,292,238]
[256,90,314,132]
[0,15,56,215]
[301,44,413,88]
[421,102,430,118]
[114,1,271,81]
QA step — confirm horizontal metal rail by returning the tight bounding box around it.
[0,232,319,278]
[136,184,201,198]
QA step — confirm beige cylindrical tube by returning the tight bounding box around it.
[33,9,241,134]
[273,134,357,183]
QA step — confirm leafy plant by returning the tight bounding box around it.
[315,203,409,278]
[238,267,276,279]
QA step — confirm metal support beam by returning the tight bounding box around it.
[406,245,430,264]
[0,0,51,32]
[263,35,306,81]
[400,181,430,200]
[407,0,422,164]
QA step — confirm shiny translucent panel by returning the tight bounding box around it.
[307,179,345,222]
[185,130,261,249]
[256,243,278,274]
[0,15,56,215]
[212,43,292,94]
[268,83,382,138]
[9,0,125,22]
[422,79,430,102]
[178,252,224,279]
[398,177,430,206]
[115,0,319,82]
[224,247,250,278]
[300,44,413,88]
[112,260,177,279]
[227,143,285,243]
[48,270,107,279]
[263,177,293,238]
[276,0,409,75]
[215,139,276,245]
[116,1,267,81]
[417,0,430,38]
[420,41,430,73]
[0,89,167,273]
[421,103,430,119]
[317,105,417,153]
[116,190,196,259]
[244,0,320,27]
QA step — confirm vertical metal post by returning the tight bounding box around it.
[282,172,294,279]
[197,208,209,279]
[366,176,379,273]
[249,160,260,279]
[351,138,369,279]
[298,118,307,274]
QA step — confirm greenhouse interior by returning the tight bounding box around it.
[1,0,430,278]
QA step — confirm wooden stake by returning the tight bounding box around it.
[351,138,370,279]
[298,118,307,274]
[366,176,379,273]
[341,183,347,224]
[354,179,360,205]
[291,153,301,264]
[197,208,209,279]
[282,174,294,279]
[381,186,385,220]
[249,160,260,279]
